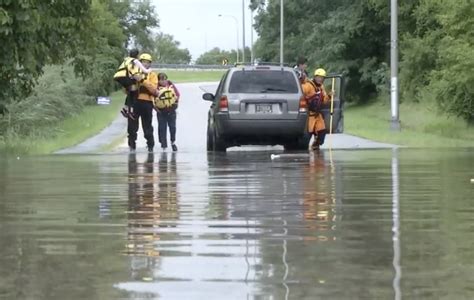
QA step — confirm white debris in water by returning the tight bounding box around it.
[471,178,474,183]
[271,153,310,160]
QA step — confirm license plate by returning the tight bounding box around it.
[256,104,272,113]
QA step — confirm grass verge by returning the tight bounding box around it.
[0,91,124,155]
[344,100,474,147]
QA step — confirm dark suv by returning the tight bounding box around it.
[203,65,344,152]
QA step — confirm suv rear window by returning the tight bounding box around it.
[228,70,299,93]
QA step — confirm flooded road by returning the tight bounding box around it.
[1,149,473,299]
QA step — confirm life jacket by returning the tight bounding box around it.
[113,57,140,79]
[137,72,158,102]
[154,86,177,109]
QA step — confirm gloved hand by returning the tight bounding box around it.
[172,103,178,110]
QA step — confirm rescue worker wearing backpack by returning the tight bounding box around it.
[114,49,153,119]
[297,68,329,150]
[154,73,180,152]
[308,68,330,150]
[128,53,158,152]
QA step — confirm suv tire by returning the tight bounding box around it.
[213,130,227,152]
[207,126,214,151]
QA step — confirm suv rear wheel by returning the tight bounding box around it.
[213,130,227,152]
[207,126,214,151]
[207,124,227,152]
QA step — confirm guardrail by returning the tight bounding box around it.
[151,63,230,70]
[150,62,297,70]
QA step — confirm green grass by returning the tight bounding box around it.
[163,70,225,83]
[344,100,474,147]
[0,91,124,155]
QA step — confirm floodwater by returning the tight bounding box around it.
[0,149,473,299]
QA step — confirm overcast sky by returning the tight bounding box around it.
[151,0,259,60]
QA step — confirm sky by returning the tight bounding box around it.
[151,0,259,61]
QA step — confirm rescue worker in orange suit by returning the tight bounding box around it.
[128,53,159,152]
[305,68,330,150]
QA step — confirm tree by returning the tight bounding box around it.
[400,0,474,121]
[251,0,473,121]
[104,0,159,50]
[151,33,191,64]
[195,47,249,65]
[0,0,161,109]
[252,0,390,102]
[72,0,127,96]
[0,0,92,107]
[196,48,229,65]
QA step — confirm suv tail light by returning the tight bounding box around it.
[219,96,229,112]
[299,96,307,113]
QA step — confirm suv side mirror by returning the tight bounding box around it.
[202,93,215,101]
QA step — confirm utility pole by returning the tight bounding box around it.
[390,0,401,131]
[242,0,246,63]
[280,0,284,66]
[250,8,254,64]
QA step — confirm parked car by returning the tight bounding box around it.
[203,65,344,152]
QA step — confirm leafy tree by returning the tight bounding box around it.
[0,0,92,108]
[196,47,250,65]
[400,0,474,121]
[0,0,160,109]
[72,0,126,96]
[251,0,474,121]
[252,0,389,102]
[105,0,159,50]
[196,47,229,65]
[151,33,191,64]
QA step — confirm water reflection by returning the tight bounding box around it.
[2,149,473,299]
[124,152,179,281]
[392,148,402,300]
[303,151,338,239]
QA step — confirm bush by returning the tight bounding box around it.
[400,1,474,122]
[0,65,93,137]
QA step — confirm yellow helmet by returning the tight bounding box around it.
[314,68,327,77]
[139,53,152,62]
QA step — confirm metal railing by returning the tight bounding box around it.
[150,62,294,70]
[151,63,230,70]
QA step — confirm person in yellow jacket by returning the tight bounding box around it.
[298,68,330,150]
[114,49,153,119]
[128,53,159,152]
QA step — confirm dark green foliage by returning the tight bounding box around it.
[0,0,92,104]
[251,0,474,121]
